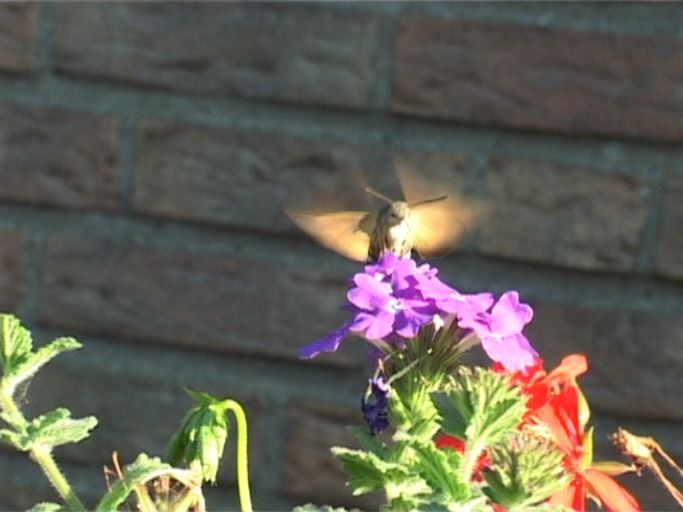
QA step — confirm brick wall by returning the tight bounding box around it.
[0,2,682,509]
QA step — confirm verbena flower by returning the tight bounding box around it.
[299,254,538,373]
[361,377,391,435]
[458,291,537,372]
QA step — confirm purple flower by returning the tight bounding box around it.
[361,377,391,435]
[458,291,537,371]
[299,254,441,358]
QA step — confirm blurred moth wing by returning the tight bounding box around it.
[409,195,483,258]
[286,209,375,262]
[397,162,486,258]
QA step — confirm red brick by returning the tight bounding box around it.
[0,103,120,210]
[283,403,382,509]
[528,302,683,420]
[54,3,379,108]
[393,16,683,141]
[0,230,26,312]
[0,3,39,73]
[478,157,646,271]
[40,236,357,366]
[656,174,683,279]
[135,121,475,234]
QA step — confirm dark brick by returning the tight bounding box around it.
[478,157,646,271]
[54,3,379,108]
[393,16,683,141]
[0,3,39,73]
[40,236,357,366]
[528,302,683,420]
[0,230,26,312]
[0,103,121,210]
[283,403,382,509]
[135,121,475,236]
[656,174,683,280]
[135,121,397,232]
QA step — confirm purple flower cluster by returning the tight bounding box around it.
[299,253,537,372]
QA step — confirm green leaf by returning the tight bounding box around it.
[349,426,388,458]
[7,337,81,388]
[0,314,32,373]
[23,408,97,450]
[410,441,469,502]
[332,447,398,495]
[27,503,63,512]
[433,368,527,450]
[96,453,173,511]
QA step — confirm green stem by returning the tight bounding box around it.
[1,382,86,511]
[461,439,485,483]
[0,382,24,428]
[225,400,253,512]
[30,445,86,512]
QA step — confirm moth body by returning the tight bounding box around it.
[368,201,414,262]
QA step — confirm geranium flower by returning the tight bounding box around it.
[459,292,537,372]
[503,355,641,512]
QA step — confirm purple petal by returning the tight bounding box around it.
[479,332,538,372]
[490,291,533,335]
[298,321,353,359]
[364,310,395,340]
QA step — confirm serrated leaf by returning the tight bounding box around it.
[96,453,172,510]
[349,426,388,457]
[27,502,63,512]
[431,391,468,439]
[410,441,469,501]
[25,408,97,450]
[332,447,399,495]
[7,337,81,388]
[0,314,32,373]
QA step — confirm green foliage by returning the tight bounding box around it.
[484,436,569,509]
[331,365,565,511]
[96,453,175,510]
[433,367,527,450]
[6,408,98,452]
[168,389,230,484]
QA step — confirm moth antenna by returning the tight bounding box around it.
[410,195,448,207]
[365,187,394,204]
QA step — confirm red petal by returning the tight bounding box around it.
[549,475,586,511]
[585,468,641,512]
[435,434,465,453]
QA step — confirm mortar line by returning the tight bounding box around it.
[635,168,667,273]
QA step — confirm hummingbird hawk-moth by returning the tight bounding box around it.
[286,166,484,263]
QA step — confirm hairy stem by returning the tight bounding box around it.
[30,445,86,511]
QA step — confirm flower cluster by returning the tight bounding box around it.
[499,356,641,511]
[299,252,537,372]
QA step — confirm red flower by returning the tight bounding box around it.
[510,355,640,512]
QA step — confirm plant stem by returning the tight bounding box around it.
[225,400,253,512]
[30,445,86,511]
[1,382,86,511]
[461,439,485,483]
